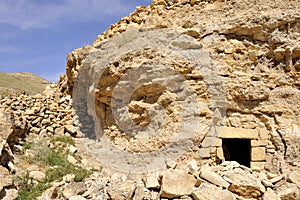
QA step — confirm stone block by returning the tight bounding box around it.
[217,147,224,160]
[251,140,268,147]
[219,127,258,139]
[250,162,265,171]
[201,137,219,147]
[251,147,266,161]
[145,172,160,189]
[199,148,211,158]
[258,128,269,140]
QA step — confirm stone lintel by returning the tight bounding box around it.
[218,126,258,139]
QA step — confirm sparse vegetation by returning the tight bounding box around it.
[16,138,91,199]
[15,172,51,200]
[50,135,75,146]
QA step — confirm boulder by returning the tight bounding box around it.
[200,166,230,189]
[192,182,235,200]
[222,169,266,198]
[287,171,300,188]
[38,186,60,200]
[263,189,280,200]
[63,182,87,198]
[0,166,13,191]
[279,184,300,200]
[160,169,196,198]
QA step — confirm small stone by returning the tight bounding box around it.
[63,182,87,198]
[46,126,54,133]
[67,155,77,165]
[0,166,13,191]
[262,180,274,188]
[287,171,300,188]
[152,0,168,6]
[31,127,41,134]
[39,187,60,200]
[166,160,177,169]
[263,188,280,200]
[69,145,77,154]
[39,129,47,136]
[41,119,51,125]
[184,160,199,174]
[69,196,87,200]
[29,171,46,182]
[65,125,77,135]
[269,175,284,184]
[63,174,75,183]
[145,172,160,189]
[250,162,265,171]
[55,126,65,135]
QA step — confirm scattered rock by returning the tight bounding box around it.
[192,182,235,200]
[67,155,77,165]
[69,145,77,154]
[160,169,196,198]
[39,187,60,200]
[200,166,230,189]
[223,169,265,198]
[63,182,87,198]
[0,166,13,191]
[29,171,46,182]
[287,171,300,188]
[69,196,87,200]
[263,188,280,200]
[145,172,160,189]
[278,184,300,200]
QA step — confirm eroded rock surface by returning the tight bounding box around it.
[0,0,299,199]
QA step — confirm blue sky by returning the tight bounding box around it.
[0,0,151,82]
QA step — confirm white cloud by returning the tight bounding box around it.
[0,0,137,30]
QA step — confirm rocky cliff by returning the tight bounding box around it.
[60,0,300,172]
[0,0,299,199]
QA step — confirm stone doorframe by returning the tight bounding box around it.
[201,126,273,171]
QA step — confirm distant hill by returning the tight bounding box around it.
[0,72,50,98]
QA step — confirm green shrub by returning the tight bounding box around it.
[50,135,75,146]
[15,173,50,200]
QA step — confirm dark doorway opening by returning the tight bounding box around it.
[222,138,251,167]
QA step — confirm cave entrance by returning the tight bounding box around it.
[222,138,251,167]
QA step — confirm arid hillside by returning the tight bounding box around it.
[0,72,49,98]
